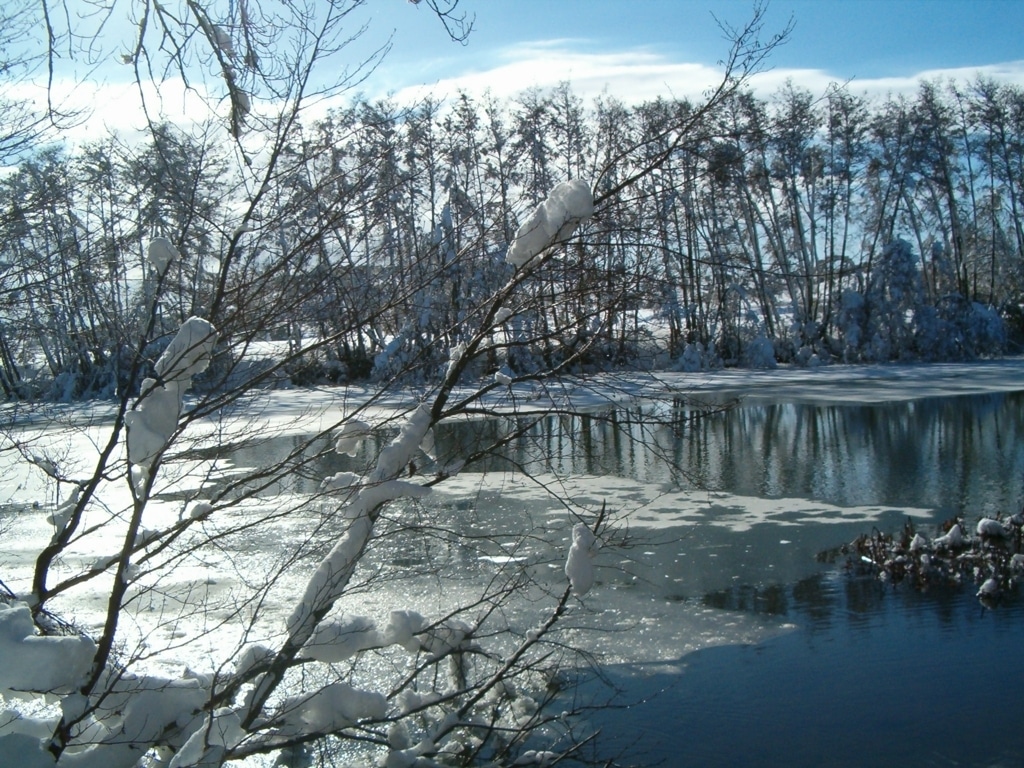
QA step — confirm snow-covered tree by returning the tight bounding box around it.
[0,4,799,767]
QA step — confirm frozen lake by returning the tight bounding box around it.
[427,373,1024,766]
[3,359,1024,766]
[197,368,1024,766]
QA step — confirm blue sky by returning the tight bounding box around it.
[360,0,1024,102]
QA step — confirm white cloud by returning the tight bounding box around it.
[386,41,1024,107]
[389,43,728,105]
[13,42,1024,151]
[749,60,1024,101]
[6,75,224,148]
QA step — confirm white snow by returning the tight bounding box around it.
[384,610,428,653]
[300,615,382,662]
[977,577,1000,598]
[125,378,184,468]
[0,602,96,694]
[976,518,1008,538]
[505,179,594,268]
[167,707,244,768]
[933,523,966,549]
[280,682,387,733]
[147,237,178,276]
[155,316,218,383]
[334,419,372,456]
[565,523,597,596]
[126,317,217,468]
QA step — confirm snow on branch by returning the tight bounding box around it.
[146,237,179,277]
[565,523,597,596]
[282,405,435,667]
[126,316,218,470]
[505,179,594,269]
[0,601,96,694]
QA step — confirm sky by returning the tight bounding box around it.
[360,0,1024,104]
[13,0,1024,146]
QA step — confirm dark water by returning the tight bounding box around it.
[593,579,1024,768]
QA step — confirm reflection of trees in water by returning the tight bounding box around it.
[703,571,1019,630]
[212,392,1024,520]
[430,391,1024,517]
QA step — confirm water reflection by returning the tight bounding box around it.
[434,391,1024,518]
[210,390,1024,601]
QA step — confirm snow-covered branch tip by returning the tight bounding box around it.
[565,522,597,596]
[126,315,218,471]
[505,179,594,269]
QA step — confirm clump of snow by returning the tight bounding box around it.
[0,602,96,694]
[334,419,371,457]
[281,683,387,734]
[155,316,218,383]
[126,378,184,468]
[933,523,965,549]
[446,341,468,378]
[908,533,928,552]
[505,179,593,268]
[168,707,243,768]
[0,732,55,768]
[976,518,1008,538]
[188,501,213,519]
[513,750,559,766]
[321,471,361,493]
[235,644,275,678]
[126,317,218,468]
[565,523,597,596]
[147,237,178,276]
[300,615,382,663]
[384,610,428,653]
[48,487,81,536]
[977,577,1000,599]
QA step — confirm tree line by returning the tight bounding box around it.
[2,75,1022,400]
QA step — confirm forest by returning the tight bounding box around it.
[2,72,1022,401]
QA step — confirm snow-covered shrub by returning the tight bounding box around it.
[835,289,867,362]
[742,335,777,369]
[678,342,707,372]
